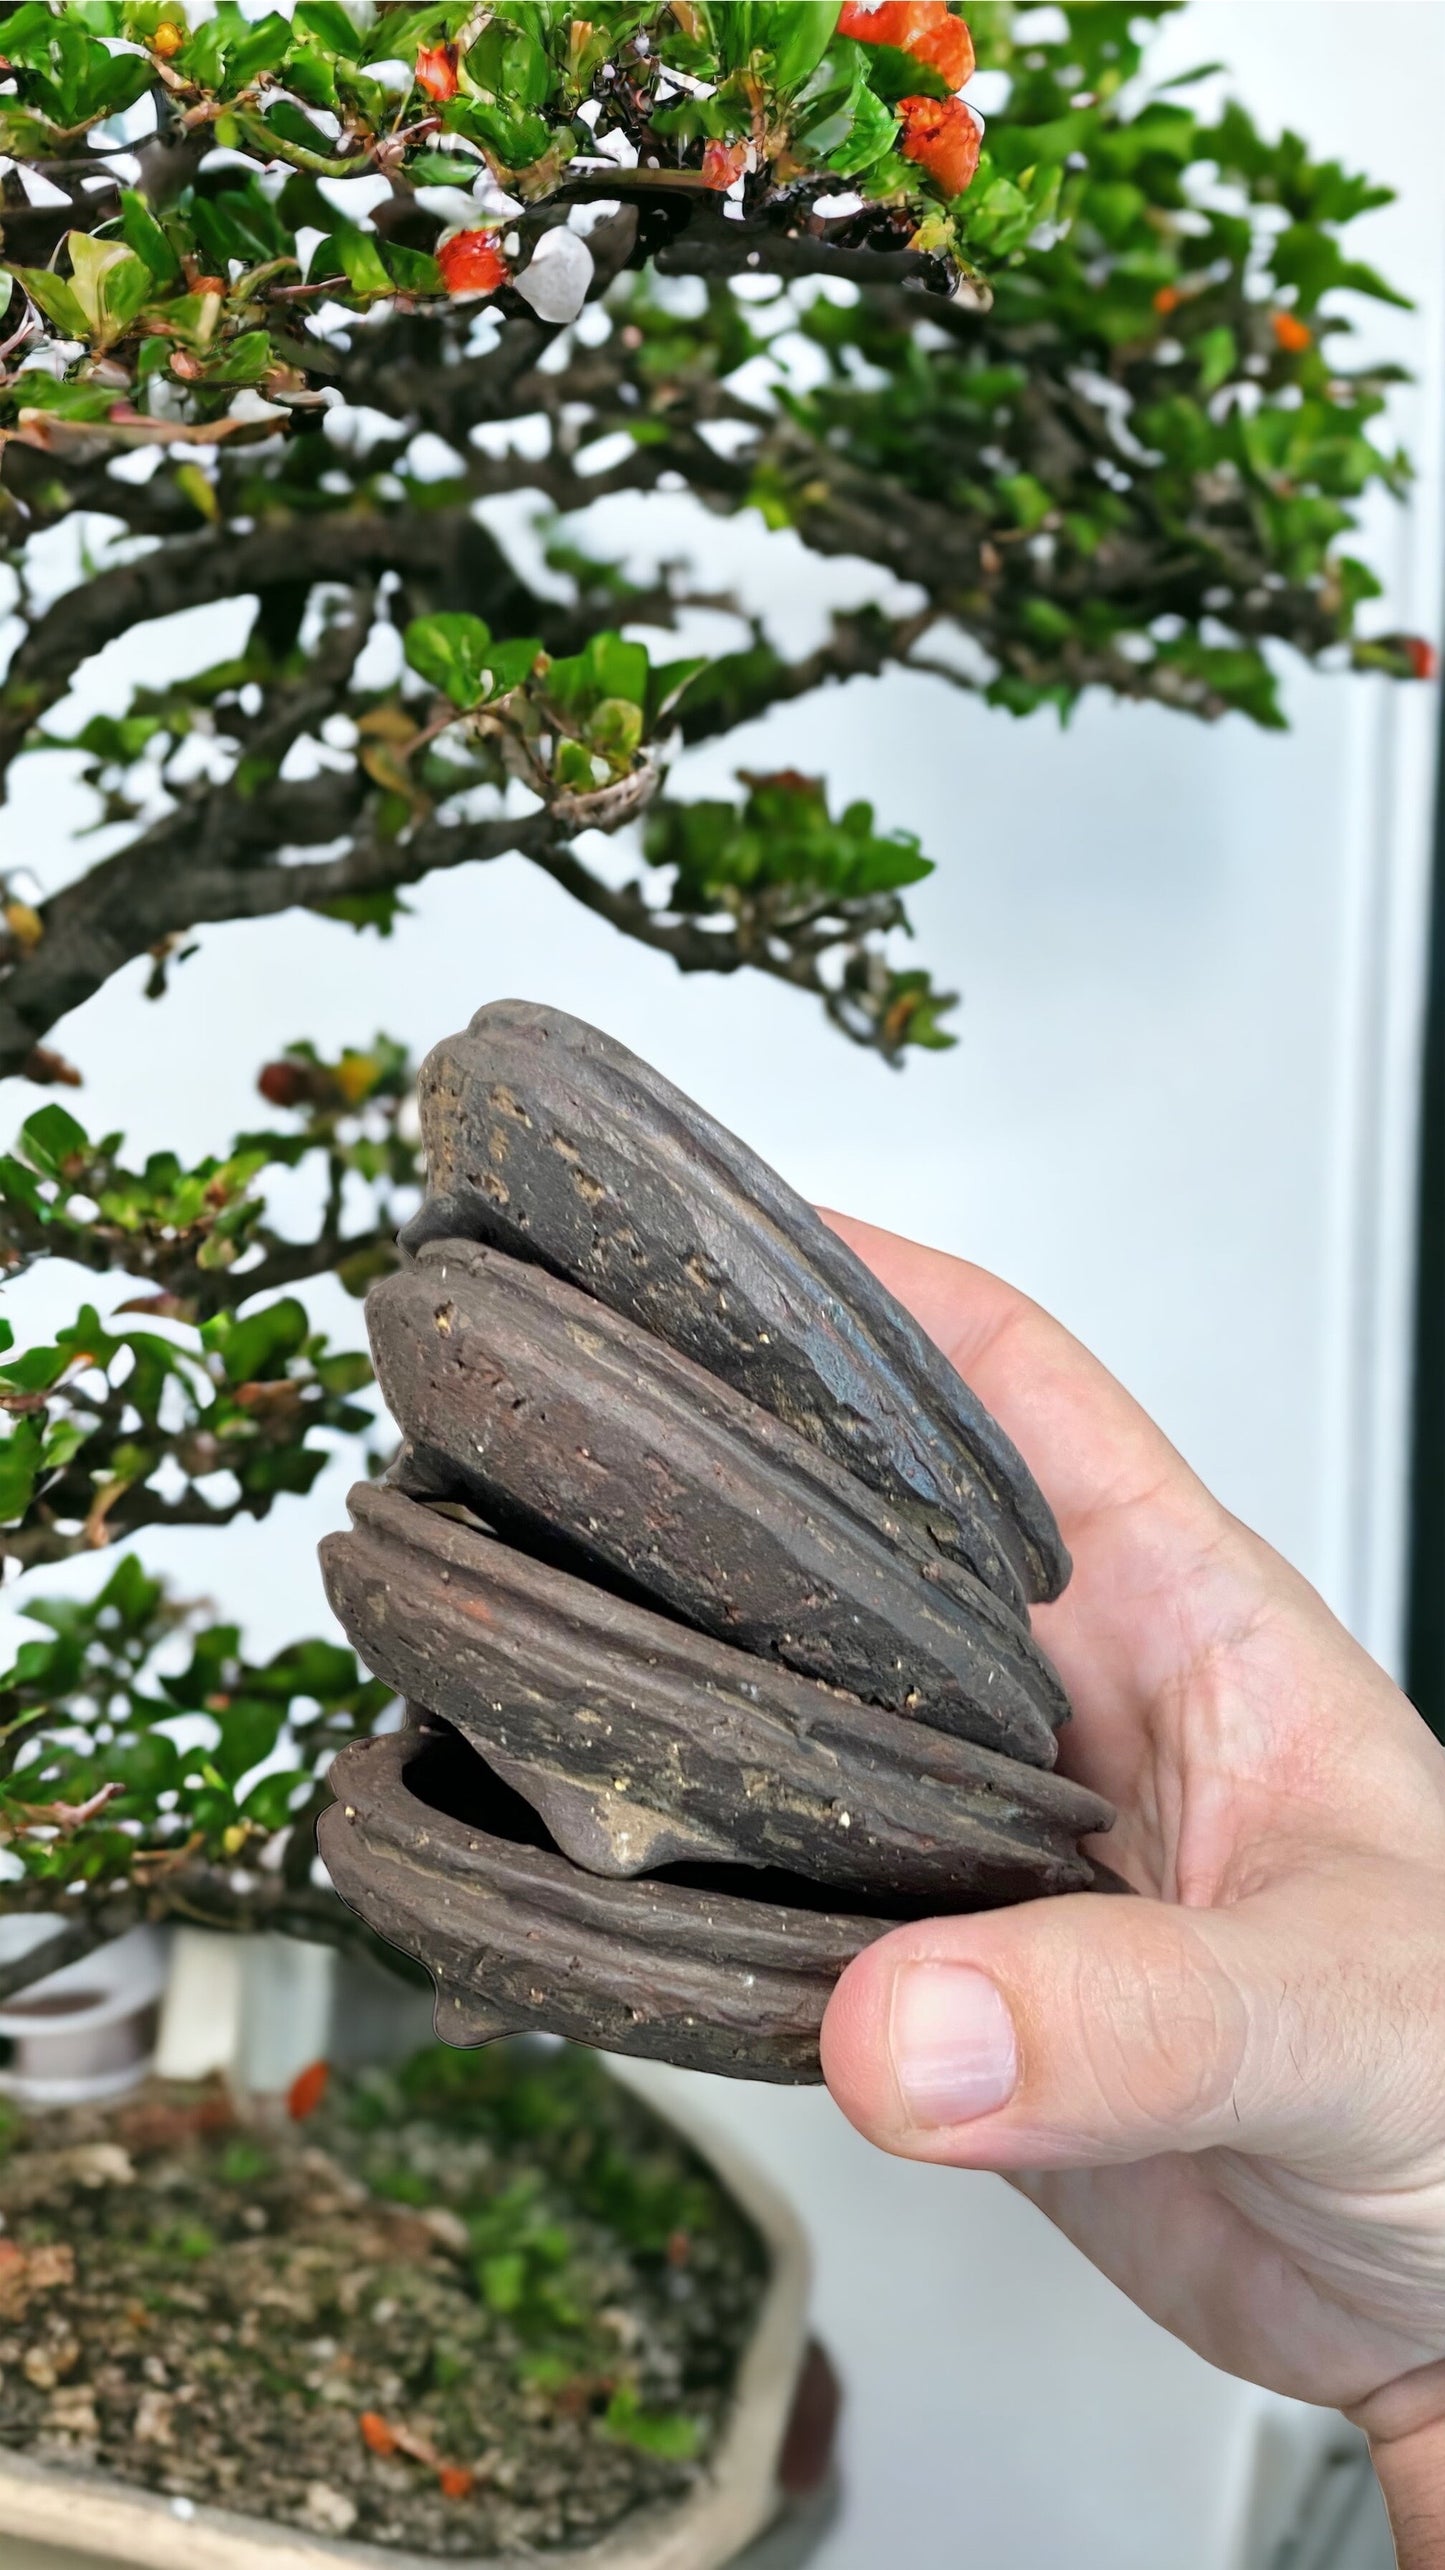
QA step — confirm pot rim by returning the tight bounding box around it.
[0,2073,811,2570]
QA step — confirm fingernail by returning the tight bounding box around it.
[889,1963,1019,2128]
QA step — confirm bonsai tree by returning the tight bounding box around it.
[0,0,1424,2001]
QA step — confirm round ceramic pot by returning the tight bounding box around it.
[0,2085,816,2570]
[0,1927,168,2109]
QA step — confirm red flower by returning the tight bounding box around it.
[838,3,975,92]
[286,2058,329,2121]
[415,41,459,103]
[701,137,748,191]
[1271,309,1312,354]
[898,93,982,197]
[1408,637,1438,682]
[437,230,509,297]
[438,2466,476,2501]
[360,2414,400,2459]
[1153,284,1181,315]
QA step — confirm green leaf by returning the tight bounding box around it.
[769,2,841,94]
[312,1351,374,1396]
[0,1419,42,1523]
[108,1732,181,1800]
[1194,325,1237,395]
[118,190,182,286]
[205,330,273,385]
[480,2251,528,2313]
[858,40,949,107]
[603,2388,700,2461]
[332,221,393,299]
[204,1297,309,1384]
[645,657,707,728]
[242,1769,308,1831]
[482,636,543,696]
[294,1,365,57]
[20,1105,89,1179]
[586,633,649,706]
[226,11,294,88]
[553,736,602,791]
[406,150,486,186]
[465,18,551,114]
[5,264,89,341]
[404,611,494,709]
[819,57,905,174]
[314,890,412,935]
[0,1154,47,1218]
[211,1697,285,1786]
[384,242,445,296]
[66,233,147,344]
[586,697,643,762]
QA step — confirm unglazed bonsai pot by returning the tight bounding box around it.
[0,2085,813,2570]
[319,1002,1114,2082]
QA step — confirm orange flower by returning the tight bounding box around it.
[437,230,509,297]
[898,93,982,197]
[286,2059,329,2121]
[1408,637,1438,682]
[360,2414,400,2460]
[438,2466,476,2501]
[701,138,748,191]
[1153,284,1181,314]
[415,42,460,102]
[1272,310,1312,353]
[838,3,975,92]
[151,19,185,57]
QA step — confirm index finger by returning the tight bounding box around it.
[818,1207,1267,1821]
[819,1208,1193,1549]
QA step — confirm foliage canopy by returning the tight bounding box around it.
[0,0,1423,1991]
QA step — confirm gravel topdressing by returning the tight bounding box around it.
[0,2041,767,2556]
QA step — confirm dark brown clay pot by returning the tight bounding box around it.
[317,1003,1114,2082]
[402,998,1068,1608]
[366,1240,1066,1765]
[321,1483,1109,1907]
[319,1725,890,2084]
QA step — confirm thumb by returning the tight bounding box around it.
[820,1885,1362,2173]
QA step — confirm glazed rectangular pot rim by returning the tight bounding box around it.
[0,2077,811,2570]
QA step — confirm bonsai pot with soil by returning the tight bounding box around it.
[0,2030,825,2570]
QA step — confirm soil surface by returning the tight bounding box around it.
[0,2041,767,2555]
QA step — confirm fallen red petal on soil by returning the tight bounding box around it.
[360,2412,400,2458]
[438,2466,475,2500]
[287,2060,330,2121]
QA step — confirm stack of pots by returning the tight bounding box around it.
[320,1003,1113,2080]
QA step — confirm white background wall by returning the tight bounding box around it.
[2,7,1443,2565]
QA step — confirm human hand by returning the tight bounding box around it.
[818,1216,1445,2559]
